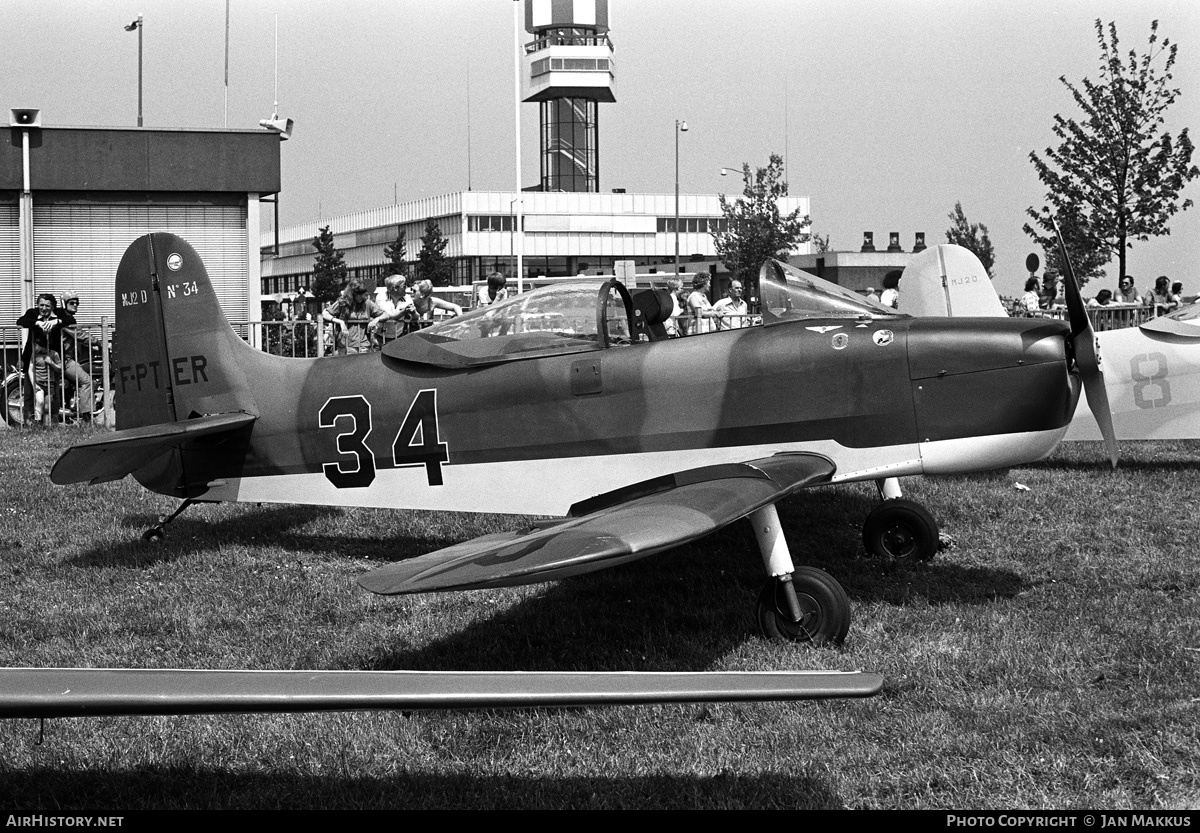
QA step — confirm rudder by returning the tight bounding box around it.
[115,233,257,428]
[113,233,258,497]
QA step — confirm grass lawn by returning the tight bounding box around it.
[0,426,1196,809]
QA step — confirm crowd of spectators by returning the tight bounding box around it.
[1010,271,1187,318]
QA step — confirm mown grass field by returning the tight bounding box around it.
[0,426,1196,809]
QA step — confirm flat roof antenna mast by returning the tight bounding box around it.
[258,15,292,140]
[271,15,279,122]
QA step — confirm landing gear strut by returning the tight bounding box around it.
[749,504,851,645]
[141,498,199,543]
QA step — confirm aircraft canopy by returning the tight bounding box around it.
[759,260,906,324]
[384,281,629,368]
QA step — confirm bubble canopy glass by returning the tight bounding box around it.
[384,280,632,369]
[758,259,904,324]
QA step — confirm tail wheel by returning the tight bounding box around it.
[862,498,939,561]
[756,567,851,646]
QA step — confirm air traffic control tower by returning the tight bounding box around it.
[521,0,614,192]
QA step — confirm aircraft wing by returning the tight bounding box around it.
[50,412,257,486]
[358,452,835,595]
[0,666,883,718]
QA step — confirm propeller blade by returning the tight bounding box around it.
[1051,217,1118,467]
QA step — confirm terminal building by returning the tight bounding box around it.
[258,190,811,299]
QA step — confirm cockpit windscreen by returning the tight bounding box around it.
[758,260,905,324]
[384,282,616,368]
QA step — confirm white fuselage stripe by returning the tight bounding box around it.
[202,425,1068,516]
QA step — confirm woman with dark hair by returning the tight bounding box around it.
[1152,276,1173,311]
[322,279,385,354]
[1087,289,1114,307]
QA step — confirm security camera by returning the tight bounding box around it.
[9,108,41,127]
[258,117,293,140]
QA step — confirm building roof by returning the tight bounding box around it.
[1,126,281,194]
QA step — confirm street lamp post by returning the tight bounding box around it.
[674,119,687,277]
[124,14,144,126]
[718,165,744,283]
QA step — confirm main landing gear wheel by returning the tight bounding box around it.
[757,567,851,646]
[862,498,939,561]
[141,525,165,543]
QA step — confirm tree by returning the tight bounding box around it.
[310,225,348,303]
[383,227,408,283]
[1025,19,1198,281]
[944,202,996,277]
[810,232,832,254]
[711,154,810,287]
[1039,209,1109,287]
[415,219,452,287]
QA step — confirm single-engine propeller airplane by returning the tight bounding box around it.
[50,231,1115,648]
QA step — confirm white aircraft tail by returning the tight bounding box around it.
[900,245,1007,318]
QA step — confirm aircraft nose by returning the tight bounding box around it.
[906,318,1081,472]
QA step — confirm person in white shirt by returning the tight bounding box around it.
[686,275,720,334]
[713,280,750,329]
[369,274,414,343]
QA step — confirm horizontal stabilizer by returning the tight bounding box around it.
[359,452,835,595]
[50,412,257,486]
[0,667,883,718]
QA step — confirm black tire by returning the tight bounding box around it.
[142,526,165,543]
[4,375,28,427]
[862,498,939,561]
[757,567,851,646]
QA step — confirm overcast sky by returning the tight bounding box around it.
[7,0,1198,296]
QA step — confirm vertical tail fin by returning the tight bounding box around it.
[112,233,258,496]
[899,245,1007,318]
[115,232,257,428]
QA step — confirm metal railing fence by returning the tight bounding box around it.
[2,320,114,429]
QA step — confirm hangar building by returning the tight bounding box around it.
[2,116,279,329]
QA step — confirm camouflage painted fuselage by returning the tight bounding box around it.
[110,234,1080,517]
